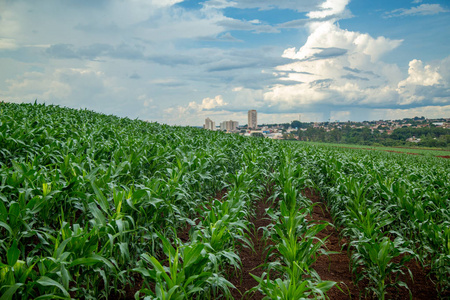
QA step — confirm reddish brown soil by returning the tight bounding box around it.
[303,188,365,299]
[303,188,441,300]
[437,155,450,159]
[228,199,272,299]
[385,150,420,155]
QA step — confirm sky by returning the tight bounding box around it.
[0,0,449,125]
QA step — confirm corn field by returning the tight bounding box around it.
[0,102,449,299]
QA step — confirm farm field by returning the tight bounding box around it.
[1,102,449,299]
[303,141,450,158]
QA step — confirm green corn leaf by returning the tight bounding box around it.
[316,280,337,292]
[0,201,7,222]
[88,202,106,226]
[0,283,24,300]
[182,244,204,270]
[69,254,114,269]
[8,202,20,228]
[0,221,12,236]
[90,181,109,214]
[37,276,70,298]
[7,241,20,267]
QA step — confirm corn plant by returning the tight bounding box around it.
[1,102,449,298]
[249,268,336,300]
[134,232,234,299]
[351,236,413,299]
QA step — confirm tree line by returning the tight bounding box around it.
[288,123,450,148]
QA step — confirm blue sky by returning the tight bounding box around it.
[0,0,449,125]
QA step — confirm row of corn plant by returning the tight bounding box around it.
[248,149,337,299]
[297,143,449,298]
[133,160,269,299]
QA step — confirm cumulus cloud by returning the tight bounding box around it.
[399,59,442,86]
[396,59,448,105]
[169,95,228,113]
[282,21,402,63]
[262,0,450,118]
[307,0,350,19]
[163,95,232,124]
[263,20,404,111]
[384,4,449,18]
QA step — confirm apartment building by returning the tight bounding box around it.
[204,117,215,130]
[248,110,257,129]
[220,120,239,132]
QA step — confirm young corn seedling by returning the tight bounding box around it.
[249,263,336,300]
[351,236,414,300]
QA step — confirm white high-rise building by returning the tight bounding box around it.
[248,110,257,129]
[204,117,215,130]
[220,120,239,132]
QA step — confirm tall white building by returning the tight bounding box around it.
[248,110,257,129]
[204,117,215,130]
[220,120,239,132]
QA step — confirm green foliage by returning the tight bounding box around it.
[0,102,448,299]
[297,124,450,148]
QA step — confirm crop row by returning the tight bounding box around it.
[249,151,336,299]
[295,145,450,298]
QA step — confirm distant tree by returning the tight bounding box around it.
[291,120,301,129]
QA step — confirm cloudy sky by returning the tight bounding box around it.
[1,0,449,125]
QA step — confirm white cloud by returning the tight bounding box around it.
[164,95,228,115]
[264,20,404,109]
[198,95,228,110]
[399,59,442,87]
[203,0,321,12]
[330,110,351,122]
[0,38,17,49]
[282,21,402,63]
[262,0,450,117]
[369,105,450,121]
[2,68,106,106]
[384,4,449,18]
[307,0,350,19]
[396,59,446,105]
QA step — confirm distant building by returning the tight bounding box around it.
[220,120,239,132]
[204,117,215,130]
[248,110,257,129]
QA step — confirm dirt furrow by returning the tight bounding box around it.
[228,199,272,300]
